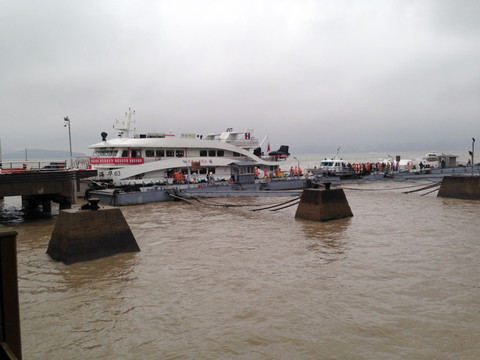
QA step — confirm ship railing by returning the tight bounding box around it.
[73,156,91,169]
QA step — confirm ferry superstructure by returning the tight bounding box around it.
[88,109,290,185]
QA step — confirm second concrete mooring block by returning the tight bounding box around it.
[295,188,353,222]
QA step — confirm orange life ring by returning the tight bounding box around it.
[228,178,234,184]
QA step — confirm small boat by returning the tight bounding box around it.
[423,152,439,162]
[307,158,356,181]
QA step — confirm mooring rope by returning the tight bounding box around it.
[269,200,301,211]
[420,186,441,196]
[339,181,442,192]
[178,196,257,208]
[173,190,302,208]
[167,192,197,205]
[251,196,301,212]
[402,182,442,194]
[170,190,302,211]
[169,180,442,210]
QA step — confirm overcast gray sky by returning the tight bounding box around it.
[1,0,479,156]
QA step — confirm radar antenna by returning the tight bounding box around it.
[113,108,136,138]
[334,146,341,159]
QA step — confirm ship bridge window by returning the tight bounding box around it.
[96,149,118,156]
[156,150,164,157]
[200,150,207,157]
[131,149,142,157]
[209,150,216,156]
[146,150,155,157]
[217,150,224,157]
[121,150,128,157]
[176,150,184,157]
[233,152,241,157]
[166,149,174,157]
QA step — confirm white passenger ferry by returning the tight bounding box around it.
[88,109,291,185]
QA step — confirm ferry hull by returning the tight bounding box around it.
[89,179,307,206]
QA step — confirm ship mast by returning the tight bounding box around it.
[113,108,136,138]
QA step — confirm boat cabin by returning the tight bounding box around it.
[229,162,256,184]
[319,159,351,174]
[423,153,458,168]
[203,129,259,149]
[423,152,439,162]
[437,154,457,168]
[309,158,354,178]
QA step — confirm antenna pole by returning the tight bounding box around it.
[334,146,341,159]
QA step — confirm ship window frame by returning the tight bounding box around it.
[146,150,155,157]
[176,150,184,157]
[208,150,216,157]
[156,150,164,157]
[200,150,207,157]
[166,149,174,157]
[217,150,224,157]
[131,149,142,158]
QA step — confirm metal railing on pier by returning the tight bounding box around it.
[0,157,93,173]
[0,160,68,173]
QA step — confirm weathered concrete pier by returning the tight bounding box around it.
[0,226,22,359]
[437,176,480,200]
[47,203,140,264]
[0,170,96,213]
[295,185,353,222]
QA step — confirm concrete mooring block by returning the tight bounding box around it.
[295,188,353,222]
[437,176,480,200]
[47,206,140,265]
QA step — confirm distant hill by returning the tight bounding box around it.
[1,149,86,160]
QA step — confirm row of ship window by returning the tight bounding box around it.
[95,149,243,158]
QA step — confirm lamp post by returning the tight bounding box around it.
[293,156,300,179]
[183,160,191,185]
[471,138,475,176]
[64,117,73,169]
